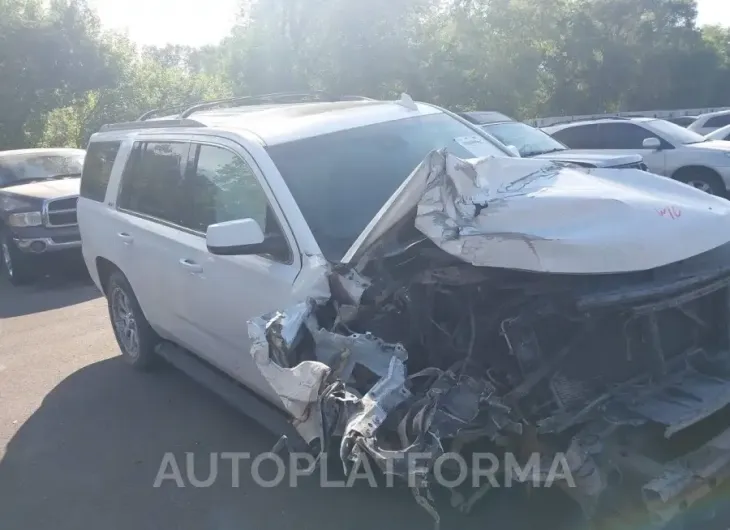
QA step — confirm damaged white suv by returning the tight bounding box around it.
[79,93,730,529]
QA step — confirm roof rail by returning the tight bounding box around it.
[99,118,206,132]
[544,115,635,128]
[138,104,193,121]
[178,91,375,119]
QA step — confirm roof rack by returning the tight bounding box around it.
[136,92,374,121]
[99,118,206,132]
[178,91,374,119]
[103,92,377,132]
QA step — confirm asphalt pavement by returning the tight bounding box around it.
[0,268,583,530]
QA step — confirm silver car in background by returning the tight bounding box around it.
[544,117,730,196]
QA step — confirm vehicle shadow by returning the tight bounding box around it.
[0,269,101,319]
[0,358,578,530]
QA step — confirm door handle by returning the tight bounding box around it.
[179,259,203,274]
[118,232,133,244]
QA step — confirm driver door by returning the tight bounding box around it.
[168,136,303,404]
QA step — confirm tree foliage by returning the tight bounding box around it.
[2,0,730,150]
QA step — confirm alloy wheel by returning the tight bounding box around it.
[111,286,140,359]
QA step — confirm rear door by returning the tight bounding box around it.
[111,137,193,339]
[167,135,303,403]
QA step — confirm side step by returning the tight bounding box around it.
[155,341,310,452]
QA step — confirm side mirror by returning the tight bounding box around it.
[505,145,521,157]
[207,218,289,257]
[642,137,661,150]
[207,218,264,255]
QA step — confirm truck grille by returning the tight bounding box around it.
[45,197,78,227]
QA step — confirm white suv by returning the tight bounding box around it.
[79,93,730,527]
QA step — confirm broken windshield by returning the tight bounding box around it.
[266,112,509,261]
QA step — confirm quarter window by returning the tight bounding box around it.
[117,142,189,225]
[81,141,121,202]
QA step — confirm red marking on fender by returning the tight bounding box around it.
[657,206,682,219]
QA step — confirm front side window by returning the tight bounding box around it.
[183,144,268,233]
[549,124,601,149]
[117,142,189,225]
[598,123,659,149]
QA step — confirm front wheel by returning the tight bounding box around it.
[106,270,160,369]
[1,232,38,286]
[674,168,726,196]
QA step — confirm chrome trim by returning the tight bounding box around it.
[42,195,79,228]
[14,237,81,253]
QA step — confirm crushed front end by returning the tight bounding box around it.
[248,152,730,529]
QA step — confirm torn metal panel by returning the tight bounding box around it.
[343,150,730,274]
[248,303,331,444]
[309,329,408,383]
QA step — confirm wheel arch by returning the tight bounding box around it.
[671,165,726,193]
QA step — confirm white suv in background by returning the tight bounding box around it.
[544,117,730,195]
[688,109,730,135]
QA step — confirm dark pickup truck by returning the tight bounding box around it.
[0,148,86,285]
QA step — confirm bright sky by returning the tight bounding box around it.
[91,0,730,48]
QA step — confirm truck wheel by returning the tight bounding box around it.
[106,270,160,370]
[1,232,37,286]
[674,167,726,196]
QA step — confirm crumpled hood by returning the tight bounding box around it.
[531,150,643,168]
[2,177,80,199]
[342,150,730,274]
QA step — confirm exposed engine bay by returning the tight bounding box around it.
[249,151,730,529]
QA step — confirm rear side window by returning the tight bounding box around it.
[705,115,730,128]
[549,124,601,149]
[81,142,121,202]
[117,141,190,225]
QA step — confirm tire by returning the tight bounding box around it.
[674,167,726,196]
[106,270,160,370]
[1,231,38,286]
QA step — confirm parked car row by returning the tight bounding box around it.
[5,94,730,529]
